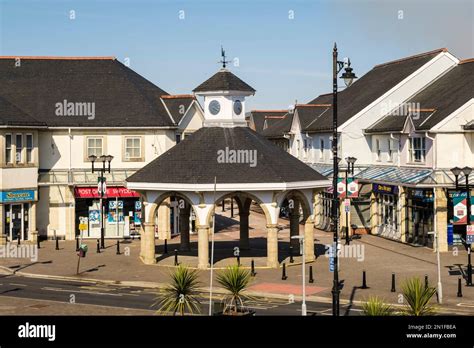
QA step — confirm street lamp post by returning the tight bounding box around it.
[344,157,357,245]
[451,166,473,286]
[291,234,306,316]
[331,43,357,317]
[89,154,113,249]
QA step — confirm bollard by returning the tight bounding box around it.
[76,237,79,251]
[289,246,294,263]
[391,273,396,292]
[236,254,240,266]
[309,265,314,283]
[424,274,429,289]
[457,278,463,297]
[96,239,100,253]
[55,236,59,250]
[361,270,368,289]
[281,263,288,280]
[116,240,120,255]
[164,239,168,254]
[37,237,41,249]
[174,249,178,266]
[17,237,20,246]
[251,259,256,277]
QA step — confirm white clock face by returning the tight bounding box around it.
[233,100,242,115]
[209,100,221,115]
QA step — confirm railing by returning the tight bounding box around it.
[38,169,139,185]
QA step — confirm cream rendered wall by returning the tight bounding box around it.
[0,167,38,190]
[370,134,400,165]
[179,104,204,135]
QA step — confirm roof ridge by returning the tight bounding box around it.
[459,58,474,65]
[251,109,288,113]
[374,48,447,69]
[161,94,195,99]
[297,104,331,107]
[0,56,116,60]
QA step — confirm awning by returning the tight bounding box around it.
[309,163,333,177]
[355,166,433,186]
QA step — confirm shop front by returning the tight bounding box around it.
[406,188,434,246]
[74,186,141,239]
[1,189,37,241]
[373,184,400,240]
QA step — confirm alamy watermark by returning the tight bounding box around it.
[381,101,422,120]
[217,147,257,168]
[0,243,38,262]
[55,99,95,120]
[325,243,365,262]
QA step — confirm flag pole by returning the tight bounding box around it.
[208,176,217,316]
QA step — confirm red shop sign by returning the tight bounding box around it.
[74,186,140,198]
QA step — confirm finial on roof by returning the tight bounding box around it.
[219,46,231,69]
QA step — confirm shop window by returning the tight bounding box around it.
[26,134,33,163]
[87,137,103,158]
[5,134,12,163]
[409,137,426,163]
[15,134,22,163]
[125,137,141,160]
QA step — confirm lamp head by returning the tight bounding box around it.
[451,167,462,177]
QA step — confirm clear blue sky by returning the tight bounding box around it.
[0,0,472,110]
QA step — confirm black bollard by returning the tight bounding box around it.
[361,270,368,289]
[164,239,168,254]
[116,240,120,255]
[236,254,240,266]
[76,237,79,251]
[174,249,178,266]
[391,273,396,292]
[96,239,100,253]
[251,259,256,277]
[424,274,429,289]
[37,237,41,249]
[289,246,294,263]
[17,237,20,246]
[281,263,288,280]
[55,236,59,250]
[457,278,463,297]
[309,265,314,283]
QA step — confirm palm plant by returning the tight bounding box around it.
[362,296,393,316]
[216,265,254,315]
[153,265,201,316]
[401,277,437,316]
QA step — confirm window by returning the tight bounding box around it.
[387,139,393,162]
[375,139,381,161]
[409,137,426,163]
[26,134,33,163]
[5,134,12,163]
[320,138,324,160]
[87,137,103,158]
[125,137,141,160]
[15,134,22,163]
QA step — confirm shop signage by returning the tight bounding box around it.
[467,225,474,244]
[453,193,467,225]
[336,178,359,198]
[409,189,434,203]
[74,186,140,198]
[0,189,36,203]
[373,184,399,195]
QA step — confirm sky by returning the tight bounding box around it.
[0,0,473,110]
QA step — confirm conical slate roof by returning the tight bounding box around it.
[126,127,326,185]
[193,69,256,93]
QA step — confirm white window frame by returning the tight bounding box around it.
[15,133,23,164]
[26,133,33,164]
[124,136,142,161]
[86,137,104,158]
[5,133,12,164]
[387,139,393,162]
[409,136,426,163]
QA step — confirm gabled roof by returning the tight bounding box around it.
[249,110,288,133]
[126,126,326,185]
[0,96,46,127]
[261,113,294,139]
[160,95,196,124]
[294,104,332,131]
[306,48,447,132]
[365,59,474,133]
[464,120,474,130]
[0,56,174,127]
[193,68,256,93]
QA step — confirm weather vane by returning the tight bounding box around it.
[219,46,231,69]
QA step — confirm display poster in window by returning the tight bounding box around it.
[108,200,124,223]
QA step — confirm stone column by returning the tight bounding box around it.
[267,224,279,268]
[370,191,378,235]
[434,187,448,252]
[29,202,38,243]
[157,199,171,240]
[141,222,156,264]
[179,205,191,252]
[304,220,315,262]
[0,204,6,245]
[239,210,250,250]
[313,191,322,227]
[197,225,210,269]
[399,187,407,243]
[289,200,300,250]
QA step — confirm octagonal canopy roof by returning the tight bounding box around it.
[126,127,329,191]
[193,68,256,94]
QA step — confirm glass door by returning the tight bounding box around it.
[10,204,22,240]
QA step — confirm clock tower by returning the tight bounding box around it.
[193,50,256,127]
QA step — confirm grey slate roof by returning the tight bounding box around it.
[261,113,294,139]
[306,49,445,132]
[0,57,174,127]
[161,95,196,124]
[193,69,256,93]
[365,60,474,133]
[0,96,46,127]
[249,110,287,133]
[295,104,332,130]
[126,126,326,184]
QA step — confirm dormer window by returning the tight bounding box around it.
[409,136,426,163]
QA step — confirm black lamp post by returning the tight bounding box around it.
[344,156,357,245]
[331,43,357,317]
[451,166,472,286]
[89,154,113,249]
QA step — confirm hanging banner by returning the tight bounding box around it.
[337,178,359,198]
[453,192,467,225]
[471,197,474,223]
[337,178,346,198]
